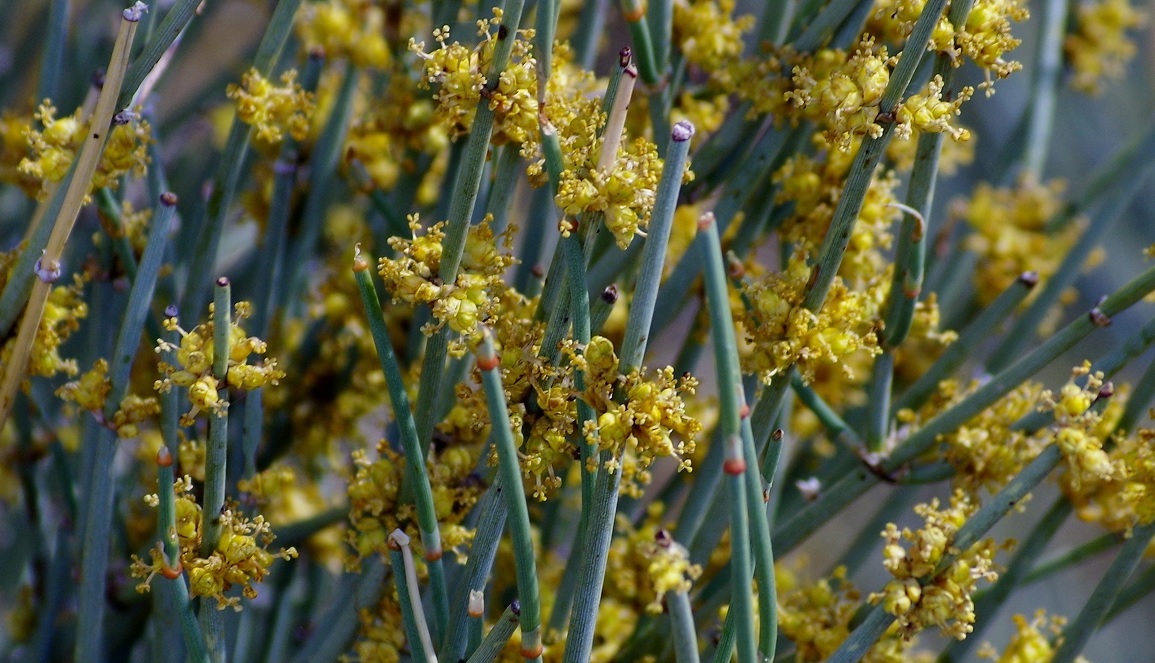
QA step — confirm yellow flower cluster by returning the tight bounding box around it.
[871,491,1002,640]
[346,441,481,561]
[776,563,919,662]
[896,75,975,142]
[409,12,539,144]
[238,463,346,566]
[604,509,702,614]
[56,359,160,438]
[353,590,408,663]
[227,68,315,145]
[909,378,1045,499]
[554,137,665,249]
[955,177,1079,305]
[376,214,517,343]
[131,475,298,610]
[154,302,285,425]
[0,265,87,382]
[740,252,881,385]
[345,76,448,191]
[672,0,754,74]
[16,101,152,199]
[976,610,1076,662]
[1043,363,1114,491]
[1064,0,1146,94]
[870,0,1028,94]
[576,336,701,494]
[784,39,895,152]
[773,141,902,283]
[949,0,1030,93]
[294,0,390,69]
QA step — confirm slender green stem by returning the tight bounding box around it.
[414,0,527,455]
[38,0,70,105]
[1104,563,1155,624]
[1024,533,1119,585]
[620,0,661,85]
[1017,0,1068,179]
[74,425,119,661]
[892,272,1037,414]
[118,0,208,107]
[467,603,522,663]
[155,447,211,661]
[571,0,608,69]
[1052,520,1155,663]
[987,145,1155,372]
[197,278,232,661]
[105,192,177,422]
[562,451,622,663]
[790,373,864,452]
[443,478,508,661]
[353,254,449,632]
[620,121,694,370]
[865,352,893,452]
[287,559,387,663]
[476,331,544,659]
[668,590,701,663]
[802,0,947,313]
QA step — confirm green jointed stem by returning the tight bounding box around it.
[865,352,893,452]
[620,0,661,85]
[791,372,865,452]
[1051,520,1155,663]
[466,603,523,663]
[722,434,756,663]
[619,121,694,370]
[892,272,1037,414]
[802,0,947,314]
[565,123,694,663]
[1105,563,1155,624]
[987,138,1155,372]
[38,0,70,106]
[1018,0,1068,179]
[414,0,526,454]
[668,590,701,663]
[155,448,211,662]
[197,278,231,662]
[353,256,449,632]
[443,478,508,661]
[476,331,544,659]
[701,212,777,660]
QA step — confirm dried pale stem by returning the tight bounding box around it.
[0,8,139,430]
[389,531,438,663]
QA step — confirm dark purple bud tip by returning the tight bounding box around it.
[160,191,178,206]
[216,277,230,287]
[619,47,632,68]
[654,529,672,547]
[1019,271,1040,287]
[510,599,521,615]
[672,121,695,142]
[602,284,619,304]
[165,304,179,317]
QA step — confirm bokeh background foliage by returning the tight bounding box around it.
[1,0,1155,661]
